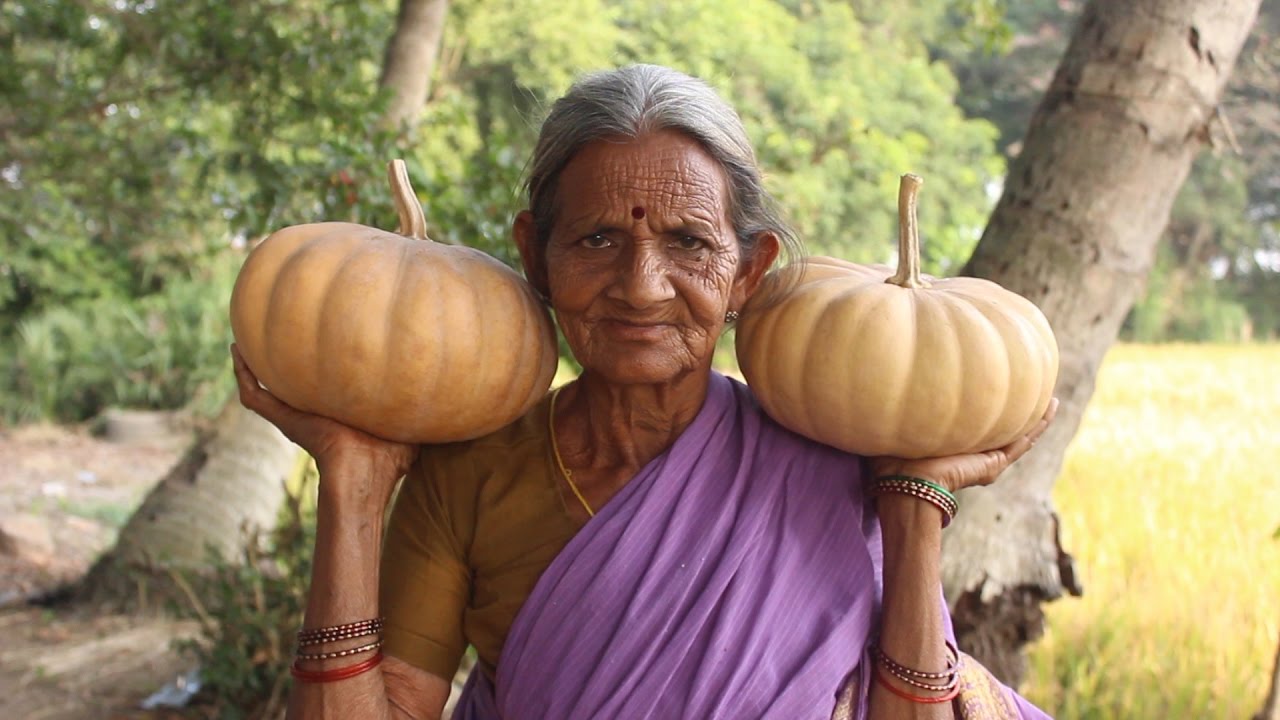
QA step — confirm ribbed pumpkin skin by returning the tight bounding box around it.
[736,256,1059,458]
[230,221,558,444]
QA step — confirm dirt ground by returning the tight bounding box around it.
[0,414,200,720]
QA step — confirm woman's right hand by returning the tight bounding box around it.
[231,344,419,507]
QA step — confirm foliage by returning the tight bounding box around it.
[1025,343,1280,718]
[2,0,402,421]
[933,0,1080,154]
[1,0,401,331]
[171,465,318,720]
[0,252,239,423]
[1125,240,1253,343]
[937,0,1280,341]
[3,0,1018,421]
[426,0,1005,271]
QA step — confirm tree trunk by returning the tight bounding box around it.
[942,0,1262,684]
[379,0,450,133]
[79,401,299,609]
[1259,630,1280,720]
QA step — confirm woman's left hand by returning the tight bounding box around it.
[869,398,1059,494]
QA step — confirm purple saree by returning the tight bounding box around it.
[453,373,1048,719]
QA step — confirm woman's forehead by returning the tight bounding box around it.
[555,131,732,222]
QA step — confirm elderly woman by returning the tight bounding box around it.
[232,64,1056,719]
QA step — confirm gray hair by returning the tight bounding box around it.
[524,64,802,265]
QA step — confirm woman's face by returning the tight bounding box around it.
[516,130,776,386]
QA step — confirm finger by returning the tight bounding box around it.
[993,398,1058,463]
[230,344,261,393]
[927,450,1008,491]
[990,425,1044,475]
[1028,398,1059,443]
[1044,396,1060,422]
[992,436,1031,470]
[977,447,1013,481]
[230,346,302,425]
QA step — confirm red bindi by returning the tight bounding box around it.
[631,206,646,220]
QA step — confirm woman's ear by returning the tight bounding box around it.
[730,232,781,310]
[513,210,550,298]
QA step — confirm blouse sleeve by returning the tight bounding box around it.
[378,446,476,680]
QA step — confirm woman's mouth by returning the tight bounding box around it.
[602,319,673,341]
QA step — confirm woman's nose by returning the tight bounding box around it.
[609,242,676,308]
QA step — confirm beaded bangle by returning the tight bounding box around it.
[870,477,958,527]
[874,479,958,517]
[877,475,958,507]
[872,639,961,682]
[290,651,384,684]
[871,485,956,527]
[297,626,380,647]
[881,667,960,692]
[876,656,960,692]
[295,639,383,662]
[296,618,384,647]
[873,477,958,514]
[874,665,961,705]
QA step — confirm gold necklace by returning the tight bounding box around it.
[549,387,595,518]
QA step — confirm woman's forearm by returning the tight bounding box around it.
[867,495,956,720]
[285,463,443,720]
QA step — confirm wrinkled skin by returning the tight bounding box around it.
[507,131,778,512]
[516,131,771,387]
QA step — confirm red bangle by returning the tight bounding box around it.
[291,651,384,683]
[874,665,961,704]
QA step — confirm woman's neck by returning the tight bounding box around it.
[555,369,711,475]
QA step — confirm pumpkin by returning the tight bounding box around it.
[735,174,1058,459]
[229,160,558,444]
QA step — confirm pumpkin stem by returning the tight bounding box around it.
[887,173,930,290]
[388,159,430,241]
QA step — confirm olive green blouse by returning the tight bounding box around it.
[378,394,582,681]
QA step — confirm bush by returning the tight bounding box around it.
[1125,269,1253,343]
[0,253,239,423]
[172,463,317,720]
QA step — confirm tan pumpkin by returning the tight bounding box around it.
[736,174,1058,459]
[230,160,558,443]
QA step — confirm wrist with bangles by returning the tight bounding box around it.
[291,617,387,683]
[871,638,964,705]
[869,474,958,528]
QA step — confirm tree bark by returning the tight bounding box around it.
[79,401,299,608]
[379,0,450,133]
[1259,630,1280,720]
[942,0,1262,684]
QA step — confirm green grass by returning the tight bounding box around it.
[1024,343,1280,719]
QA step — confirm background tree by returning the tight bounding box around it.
[939,0,1280,342]
[380,0,450,133]
[942,0,1262,681]
[73,0,448,606]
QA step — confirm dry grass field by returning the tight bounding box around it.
[1022,344,1280,719]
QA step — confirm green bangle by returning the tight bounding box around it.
[876,475,958,506]
[869,479,957,528]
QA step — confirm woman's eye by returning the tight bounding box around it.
[674,236,706,251]
[581,234,612,249]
